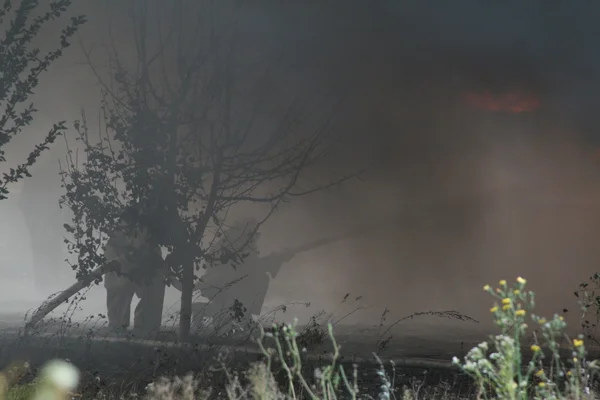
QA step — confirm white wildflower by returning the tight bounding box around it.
[39,359,80,392]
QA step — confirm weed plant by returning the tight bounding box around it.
[452,277,600,399]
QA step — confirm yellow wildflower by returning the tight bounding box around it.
[483,284,491,291]
[517,276,526,284]
[573,339,584,348]
[573,357,578,363]
[502,304,511,311]
[490,306,498,313]
[535,369,545,377]
[538,318,547,324]
[559,316,564,321]
[531,345,541,352]
[499,279,507,286]
[501,298,511,305]
[516,309,526,317]
[567,371,572,376]
[538,382,546,388]
[513,289,520,295]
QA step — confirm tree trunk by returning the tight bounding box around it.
[178,259,195,342]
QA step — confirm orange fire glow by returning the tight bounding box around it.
[463,90,540,113]
[592,148,600,162]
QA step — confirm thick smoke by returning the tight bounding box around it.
[3,0,600,336]
[259,0,600,333]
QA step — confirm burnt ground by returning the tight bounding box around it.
[0,312,597,398]
[0,316,479,397]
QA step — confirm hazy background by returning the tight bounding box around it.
[2,0,600,337]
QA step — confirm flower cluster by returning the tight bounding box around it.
[484,277,532,335]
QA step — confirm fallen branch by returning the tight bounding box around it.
[25,262,118,331]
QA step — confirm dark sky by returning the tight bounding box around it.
[3,0,600,335]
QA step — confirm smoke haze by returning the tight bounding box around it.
[2,0,600,337]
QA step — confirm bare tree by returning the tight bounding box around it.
[0,0,86,199]
[58,0,358,340]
